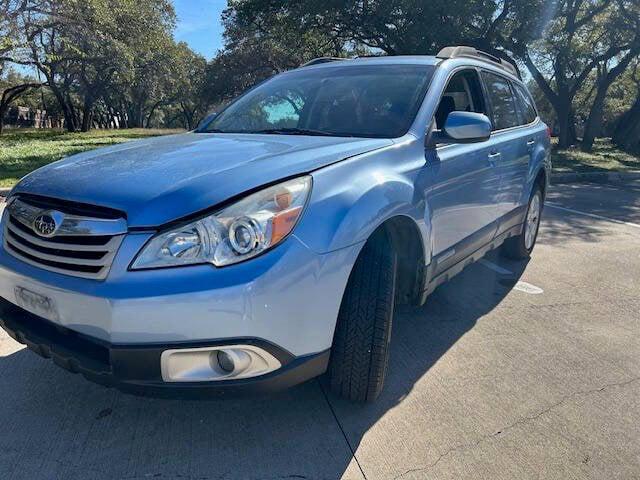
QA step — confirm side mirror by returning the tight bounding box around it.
[442,111,491,143]
[194,112,217,132]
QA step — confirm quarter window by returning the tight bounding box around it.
[481,71,520,130]
[513,84,537,124]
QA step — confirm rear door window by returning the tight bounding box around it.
[481,71,520,131]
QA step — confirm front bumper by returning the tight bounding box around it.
[0,232,362,356]
[0,297,330,398]
[0,224,364,396]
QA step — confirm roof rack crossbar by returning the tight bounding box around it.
[436,46,521,79]
[300,57,348,67]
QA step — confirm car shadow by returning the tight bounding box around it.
[0,251,527,480]
[548,181,640,224]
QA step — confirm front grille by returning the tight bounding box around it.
[2,197,127,280]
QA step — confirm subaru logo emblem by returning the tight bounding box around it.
[33,213,59,237]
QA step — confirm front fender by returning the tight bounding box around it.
[295,148,429,256]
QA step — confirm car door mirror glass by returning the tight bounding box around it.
[442,111,491,143]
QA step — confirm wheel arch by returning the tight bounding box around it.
[353,214,426,306]
[534,167,548,199]
[381,215,426,305]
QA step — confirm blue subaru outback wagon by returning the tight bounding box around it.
[0,46,550,402]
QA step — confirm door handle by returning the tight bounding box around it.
[488,151,501,165]
[526,139,535,147]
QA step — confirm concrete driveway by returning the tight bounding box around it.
[0,180,638,480]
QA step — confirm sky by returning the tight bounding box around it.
[173,0,227,60]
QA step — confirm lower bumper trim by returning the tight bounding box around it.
[0,297,330,399]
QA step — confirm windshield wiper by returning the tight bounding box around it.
[251,128,337,137]
[199,128,226,133]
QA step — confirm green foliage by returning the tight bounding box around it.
[552,138,640,173]
[1,0,639,160]
[502,0,640,148]
[225,0,502,55]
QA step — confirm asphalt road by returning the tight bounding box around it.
[0,180,638,480]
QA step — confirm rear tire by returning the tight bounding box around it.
[502,184,543,260]
[328,229,397,403]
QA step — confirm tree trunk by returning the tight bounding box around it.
[181,103,195,130]
[0,99,8,135]
[581,87,607,152]
[582,53,639,152]
[612,94,640,153]
[146,101,164,128]
[49,84,77,132]
[555,101,576,148]
[81,96,94,132]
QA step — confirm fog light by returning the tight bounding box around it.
[160,344,281,382]
[214,349,251,375]
[217,350,235,373]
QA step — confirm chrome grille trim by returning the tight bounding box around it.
[7,198,127,236]
[2,197,127,280]
[5,220,122,251]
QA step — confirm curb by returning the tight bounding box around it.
[552,171,640,185]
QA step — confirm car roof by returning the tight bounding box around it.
[299,55,442,69]
[296,53,523,84]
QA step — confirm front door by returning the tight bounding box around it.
[424,69,501,273]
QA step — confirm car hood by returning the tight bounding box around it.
[12,132,393,227]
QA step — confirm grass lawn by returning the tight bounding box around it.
[552,138,640,174]
[1,129,639,189]
[0,128,184,188]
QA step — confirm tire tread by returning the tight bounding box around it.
[329,230,396,402]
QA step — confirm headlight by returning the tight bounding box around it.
[131,176,312,269]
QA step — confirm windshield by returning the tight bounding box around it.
[204,64,435,138]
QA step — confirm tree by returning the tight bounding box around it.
[612,60,640,154]
[203,0,350,108]
[580,0,640,151]
[0,69,44,133]
[495,0,637,148]
[15,0,176,131]
[170,43,207,130]
[121,32,179,128]
[0,0,27,71]
[224,0,505,55]
[1,1,45,133]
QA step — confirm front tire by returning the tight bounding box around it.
[328,229,397,402]
[502,184,543,259]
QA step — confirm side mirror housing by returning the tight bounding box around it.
[427,111,492,147]
[442,111,492,143]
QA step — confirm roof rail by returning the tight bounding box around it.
[436,46,521,79]
[300,57,348,67]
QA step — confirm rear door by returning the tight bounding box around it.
[513,81,541,175]
[480,71,531,231]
